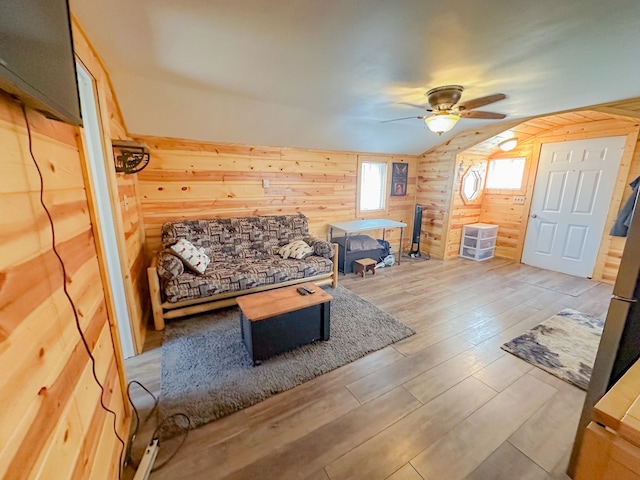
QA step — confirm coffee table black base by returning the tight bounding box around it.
[241,301,330,366]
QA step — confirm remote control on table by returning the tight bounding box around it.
[302,285,315,294]
[296,287,308,295]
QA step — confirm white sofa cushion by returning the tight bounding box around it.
[278,240,313,259]
[170,238,211,274]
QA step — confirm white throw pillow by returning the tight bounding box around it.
[170,238,211,274]
[278,240,313,260]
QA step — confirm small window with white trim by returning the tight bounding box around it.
[358,159,389,213]
[486,157,526,190]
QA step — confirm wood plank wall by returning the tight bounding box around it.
[116,176,148,345]
[0,93,128,478]
[443,154,486,259]
[415,121,523,259]
[135,136,418,256]
[479,142,537,260]
[479,119,640,283]
[595,131,640,283]
[414,151,455,259]
[416,107,640,284]
[73,19,149,351]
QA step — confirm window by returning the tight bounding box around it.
[461,166,484,203]
[357,157,390,213]
[486,157,526,190]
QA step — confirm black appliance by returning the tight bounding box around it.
[0,0,82,125]
[569,189,640,475]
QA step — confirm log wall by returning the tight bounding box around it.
[135,136,418,256]
[0,93,128,478]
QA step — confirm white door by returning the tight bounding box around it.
[522,136,626,277]
[76,63,136,358]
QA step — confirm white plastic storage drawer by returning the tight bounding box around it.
[460,223,498,262]
[463,223,498,239]
[463,236,496,249]
[460,246,495,261]
[461,247,476,258]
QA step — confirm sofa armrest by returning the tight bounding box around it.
[304,236,335,259]
[156,249,185,280]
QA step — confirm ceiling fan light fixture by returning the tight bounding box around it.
[498,138,518,151]
[425,112,460,135]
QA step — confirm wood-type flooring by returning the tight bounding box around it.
[124,257,613,479]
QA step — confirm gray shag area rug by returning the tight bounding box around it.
[158,286,414,437]
[501,308,604,390]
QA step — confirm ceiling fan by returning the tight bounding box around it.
[384,85,507,135]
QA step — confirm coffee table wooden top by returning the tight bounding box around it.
[236,283,332,322]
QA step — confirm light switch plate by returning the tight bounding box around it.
[513,196,526,205]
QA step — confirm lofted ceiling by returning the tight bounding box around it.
[71,0,640,155]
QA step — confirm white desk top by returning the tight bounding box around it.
[328,218,407,234]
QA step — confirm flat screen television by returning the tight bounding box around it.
[0,0,82,126]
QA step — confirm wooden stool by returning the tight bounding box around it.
[354,258,377,277]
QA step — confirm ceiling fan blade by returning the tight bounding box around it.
[458,93,506,111]
[460,110,507,119]
[381,115,427,123]
[399,102,433,112]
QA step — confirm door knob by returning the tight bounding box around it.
[531,214,538,218]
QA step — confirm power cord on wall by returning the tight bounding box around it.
[21,103,192,478]
[21,104,126,480]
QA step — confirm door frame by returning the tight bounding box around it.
[76,61,138,359]
[519,125,640,281]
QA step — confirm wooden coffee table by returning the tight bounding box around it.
[236,283,333,365]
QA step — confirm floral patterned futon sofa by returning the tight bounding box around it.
[147,214,338,330]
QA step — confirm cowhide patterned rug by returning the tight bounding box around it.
[501,308,604,390]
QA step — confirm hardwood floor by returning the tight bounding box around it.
[123,257,613,479]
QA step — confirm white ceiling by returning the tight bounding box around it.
[71,0,640,155]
